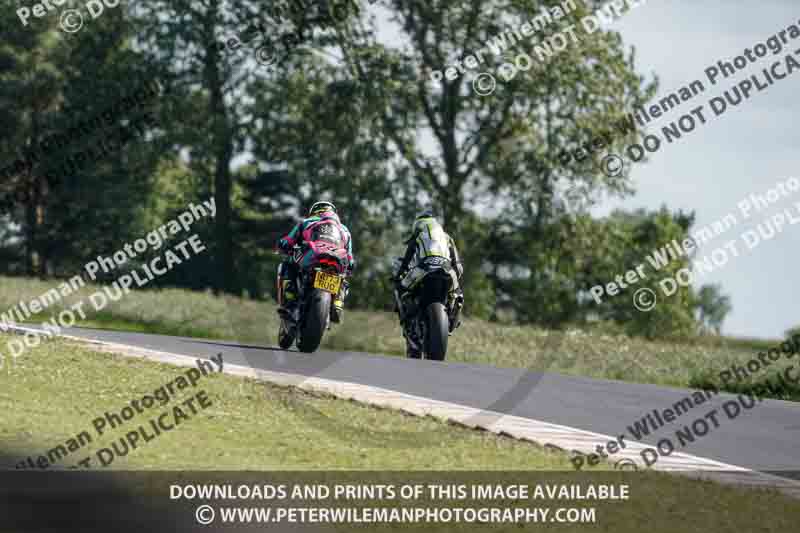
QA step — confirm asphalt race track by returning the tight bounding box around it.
[26,326,800,480]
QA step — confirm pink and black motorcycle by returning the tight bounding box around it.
[276,220,350,353]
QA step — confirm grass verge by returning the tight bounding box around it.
[1,275,798,401]
[0,333,799,532]
[0,332,573,470]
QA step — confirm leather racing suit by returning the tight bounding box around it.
[276,210,354,320]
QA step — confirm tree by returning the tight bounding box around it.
[246,61,397,305]
[0,3,67,276]
[0,1,159,277]
[133,0,268,294]
[695,284,732,335]
[329,0,657,316]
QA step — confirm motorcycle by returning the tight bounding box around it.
[277,233,349,353]
[392,256,463,361]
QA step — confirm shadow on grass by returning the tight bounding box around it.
[0,451,193,532]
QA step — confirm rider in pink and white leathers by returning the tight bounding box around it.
[276,201,354,323]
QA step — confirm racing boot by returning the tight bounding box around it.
[448,290,464,334]
[405,343,422,359]
[331,298,343,323]
[278,278,298,320]
[331,281,348,323]
[403,327,422,359]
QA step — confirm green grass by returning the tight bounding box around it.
[1,275,798,401]
[0,333,573,470]
[1,333,799,533]
[71,309,217,338]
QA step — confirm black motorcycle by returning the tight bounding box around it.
[392,256,463,361]
[278,245,347,353]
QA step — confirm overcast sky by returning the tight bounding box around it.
[600,0,799,339]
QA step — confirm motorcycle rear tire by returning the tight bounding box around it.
[424,302,449,361]
[298,289,331,353]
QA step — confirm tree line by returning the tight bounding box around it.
[0,0,732,338]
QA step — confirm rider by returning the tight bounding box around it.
[393,209,464,356]
[276,201,354,323]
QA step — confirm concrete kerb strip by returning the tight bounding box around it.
[4,324,800,498]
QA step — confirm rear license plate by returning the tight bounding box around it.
[313,271,341,294]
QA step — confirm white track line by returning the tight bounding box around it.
[6,325,800,498]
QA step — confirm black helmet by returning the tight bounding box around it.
[308,201,336,216]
